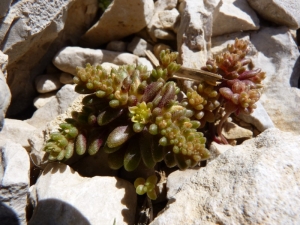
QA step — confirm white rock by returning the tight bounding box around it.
[250,26,300,134]
[29,163,136,225]
[53,47,139,75]
[0,51,8,77]
[35,74,63,94]
[151,128,300,225]
[208,141,232,160]
[147,0,178,42]
[33,92,56,109]
[80,0,154,48]
[177,0,221,68]
[59,72,74,85]
[26,84,80,128]
[247,0,300,29]
[0,141,30,225]
[0,119,36,148]
[137,57,154,71]
[222,121,253,139]
[153,29,176,40]
[237,101,275,132]
[1,0,98,116]
[127,36,153,57]
[158,9,180,32]
[213,0,260,36]
[101,62,120,73]
[0,69,11,131]
[106,40,127,52]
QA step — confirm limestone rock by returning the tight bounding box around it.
[213,0,260,36]
[127,36,153,57]
[147,0,178,42]
[59,72,74,85]
[106,41,127,52]
[2,0,98,117]
[0,141,30,225]
[0,119,36,148]
[151,128,300,225]
[53,47,139,75]
[0,69,11,131]
[35,74,63,94]
[137,57,154,71]
[29,163,137,225]
[0,51,8,77]
[247,0,300,29]
[221,121,253,140]
[158,9,180,33]
[208,141,232,160]
[33,92,56,109]
[177,0,221,68]
[237,101,275,132]
[80,0,154,48]
[250,26,300,134]
[26,84,80,128]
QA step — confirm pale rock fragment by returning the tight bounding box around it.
[35,74,63,94]
[247,0,300,29]
[151,128,300,225]
[213,0,260,36]
[53,47,139,75]
[0,119,36,148]
[29,163,136,225]
[127,36,153,57]
[80,0,154,48]
[59,72,74,85]
[0,141,30,225]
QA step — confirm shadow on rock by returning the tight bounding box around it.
[28,198,91,225]
[0,202,19,225]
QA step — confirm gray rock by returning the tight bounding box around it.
[250,26,300,134]
[106,40,127,52]
[0,119,36,148]
[213,0,260,36]
[127,36,153,57]
[26,84,79,128]
[35,74,63,94]
[158,9,180,33]
[151,128,300,225]
[237,101,275,132]
[29,163,136,225]
[0,69,11,132]
[80,0,154,48]
[33,92,56,109]
[0,141,30,225]
[147,0,178,42]
[177,0,221,68]
[1,0,98,117]
[53,47,140,75]
[247,0,300,29]
[59,73,74,85]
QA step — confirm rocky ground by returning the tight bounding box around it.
[0,0,300,224]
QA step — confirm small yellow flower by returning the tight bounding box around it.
[129,102,151,124]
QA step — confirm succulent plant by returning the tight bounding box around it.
[44,49,210,171]
[134,175,158,200]
[201,38,265,144]
[44,39,265,175]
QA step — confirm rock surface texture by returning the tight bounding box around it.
[151,128,300,225]
[247,0,300,29]
[29,163,137,225]
[1,0,98,116]
[0,141,30,225]
[80,0,154,47]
